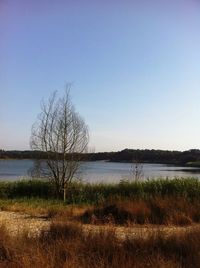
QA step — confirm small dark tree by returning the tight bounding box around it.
[130,160,144,181]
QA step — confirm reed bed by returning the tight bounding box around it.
[1,177,200,203]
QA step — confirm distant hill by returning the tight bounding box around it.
[86,149,200,166]
[1,148,200,166]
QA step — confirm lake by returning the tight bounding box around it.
[0,159,200,183]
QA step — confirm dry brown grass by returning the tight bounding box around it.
[0,220,200,267]
[81,197,200,226]
[0,199,90,221]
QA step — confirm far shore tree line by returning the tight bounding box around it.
[1,148,200,166]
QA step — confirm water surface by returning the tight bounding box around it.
[0,159,200,183]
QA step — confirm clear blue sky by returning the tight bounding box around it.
[1,0,200,152]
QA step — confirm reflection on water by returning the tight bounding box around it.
[0,159,200,183]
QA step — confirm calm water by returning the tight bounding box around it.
[0,159,200,183]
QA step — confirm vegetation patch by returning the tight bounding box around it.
[1,178,200,226]
[0,221,200,267]
[81,197,200,226]
[1,177,200,203]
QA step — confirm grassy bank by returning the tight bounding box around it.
[1,178,200,267]
[1,177,200,203]
[0,178,200,226]
[0,221,200,267]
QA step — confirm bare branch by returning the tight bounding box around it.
[30,87,89,200]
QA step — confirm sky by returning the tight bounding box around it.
[1,0,200,152]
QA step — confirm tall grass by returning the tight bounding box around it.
[1,177,200,203]
[0,221,200,267]
[81,197,200,225]
[0,179,53,199]
[1,178,200,224]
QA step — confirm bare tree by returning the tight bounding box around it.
[130,159,144,182]
[30,88,89,201]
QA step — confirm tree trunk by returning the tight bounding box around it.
[63,187,66,202]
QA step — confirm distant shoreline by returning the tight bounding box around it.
[1,148,200,167]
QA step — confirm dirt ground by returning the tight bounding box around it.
[0,211,50,237]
